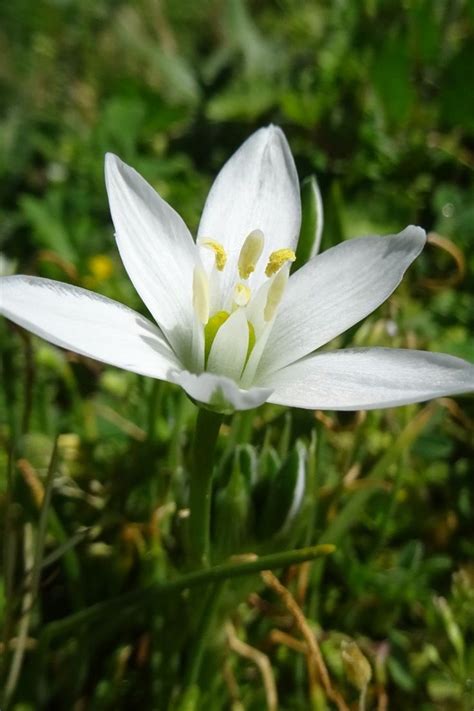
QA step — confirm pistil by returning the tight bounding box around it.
[233,283,251,307]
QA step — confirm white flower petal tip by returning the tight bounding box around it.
[197,125,301,304]
[403,224,427,242]
[390,224,427,255]
[259,225,428,375]
[261,348,474,411]
[0,275,180,379]
[169,370,273,414]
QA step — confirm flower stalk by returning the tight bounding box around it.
[188,408,224,569]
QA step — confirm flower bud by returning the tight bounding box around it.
[341,639,372,692]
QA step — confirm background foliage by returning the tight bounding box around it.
[0,1,473,709]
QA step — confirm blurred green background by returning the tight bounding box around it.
[1,1,473,709]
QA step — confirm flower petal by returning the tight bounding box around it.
[241,266,291,388]
[0,276,180,379]
[260,347,474,410]
[169,369,272,413]
[207,307,249,382]
[197,126,301,302]
[105,153,199,366]
[258,226,426,375]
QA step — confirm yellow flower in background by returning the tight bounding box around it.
[88,254,114,282]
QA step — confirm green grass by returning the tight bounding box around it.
[1,1,473,709]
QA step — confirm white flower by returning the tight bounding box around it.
[1,127,473,413]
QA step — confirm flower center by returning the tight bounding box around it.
[193,230,295,377]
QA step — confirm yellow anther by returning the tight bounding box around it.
[238,229,264,280]
[199,239,227,271]
[233,282,251,307]
[192,266,210,324]
[204,310,230,361]
[264,268,289,321]
[265,248,296,277]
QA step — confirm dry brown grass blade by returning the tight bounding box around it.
[3,524,35,706]
[35,250,79,280]
[268,629,307,654]
[261,570,350,711]
[438,397,474,431]
[17,458,44,507]
[421,232,466,289]
[296,560,311,605]
[0,636,37,653]
[226,621,278,711]
[94,402,147,440]
[223,658,244,710]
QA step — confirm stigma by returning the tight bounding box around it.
[234,282,251,307]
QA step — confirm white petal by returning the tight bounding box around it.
[258,226,426,375]
[0,276,180,379]
[190,312,205,374]
[207,307,249,381]
[260,348,474,410]
[169,369,272,413]
[197,126,301,302]
[105,153,198,366]
[241,269,289,388]
[240,321,272,389]
[244,275,273,338]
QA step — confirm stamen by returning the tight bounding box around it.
[192,266,210,324]
[199,239,227,271]
[233,282,251,307]
[264,268,289,321]
[238,229,264,280]
[204,310,230,361]
[265,248,296,277]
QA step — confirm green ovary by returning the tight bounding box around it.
[204,310,256,367]
[204,311,230,361]
[247,321,255,361]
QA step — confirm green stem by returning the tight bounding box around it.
[188,408,224,569]
[41,544,335,641]
[183,581,224,690]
